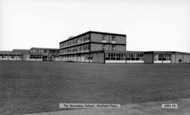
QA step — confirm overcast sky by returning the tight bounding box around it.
[1,0,190,52]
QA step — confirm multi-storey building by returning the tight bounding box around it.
[59,31,127,63]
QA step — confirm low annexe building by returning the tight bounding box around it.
[30,47,59,61]
[111,51,190,64]
[0,51,23,61]
[0,48,59,61]
[143,51,190,64]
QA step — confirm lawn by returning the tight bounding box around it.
[0,61,190,114]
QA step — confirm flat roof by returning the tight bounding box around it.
[12,49,30,51]
[60,31,127,44]
[30,47,59,50]
[126,50,190,55]
[12,49,30,53]
[0,51,22,55]
[127,51,145,53]
[143,51,190,55]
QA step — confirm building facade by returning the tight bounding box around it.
[126,51,144,63]
[0,31,190,64]
[0,51,23,61]
[30,47,59,61]
[144,51,190,64]
[0,48,59,61]
[59,31,127,63]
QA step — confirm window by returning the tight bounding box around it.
[158,54,163,60]
[102,35,106,40]
[84,35,90,42]
[101,35,107,43]
[111,53,116,60]
[30,55,42,59]
[112,46,115,51]
[44,50,47,53]
[77,38,81,43]
[102,45,105,50]
[116,53,120,60]
[79,46,82,51]
[108,53,111,60]
[74,39,77,44]
[105,53,109,60]
[112,35,116,41]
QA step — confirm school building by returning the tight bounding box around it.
[58,31,127,63]
[0,31,190,64]
[144,51,190,64]
[0,48,59,61]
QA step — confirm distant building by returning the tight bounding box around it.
[0,48,59,61]
[59,31,127,63]
[30,47,59,61]
[12,49,31,61]
[0,51,23,61]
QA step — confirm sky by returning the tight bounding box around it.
[0,0,190,52]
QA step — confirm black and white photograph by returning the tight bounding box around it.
[0,0,190,114]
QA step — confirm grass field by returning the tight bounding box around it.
[0,61,190,114]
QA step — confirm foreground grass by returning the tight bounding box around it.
[0,61,190,114]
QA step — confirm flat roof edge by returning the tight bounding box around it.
[60,31,127,44]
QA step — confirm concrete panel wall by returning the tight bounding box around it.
[90,44,103,51]
[114,36,126,44]
[90,33,126,44]
[114,45,126,51]
[144,53,153,64]
[91,52,104,63]
[90,44,126,52]
[90,33,103,42]
[184,54,190,63]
